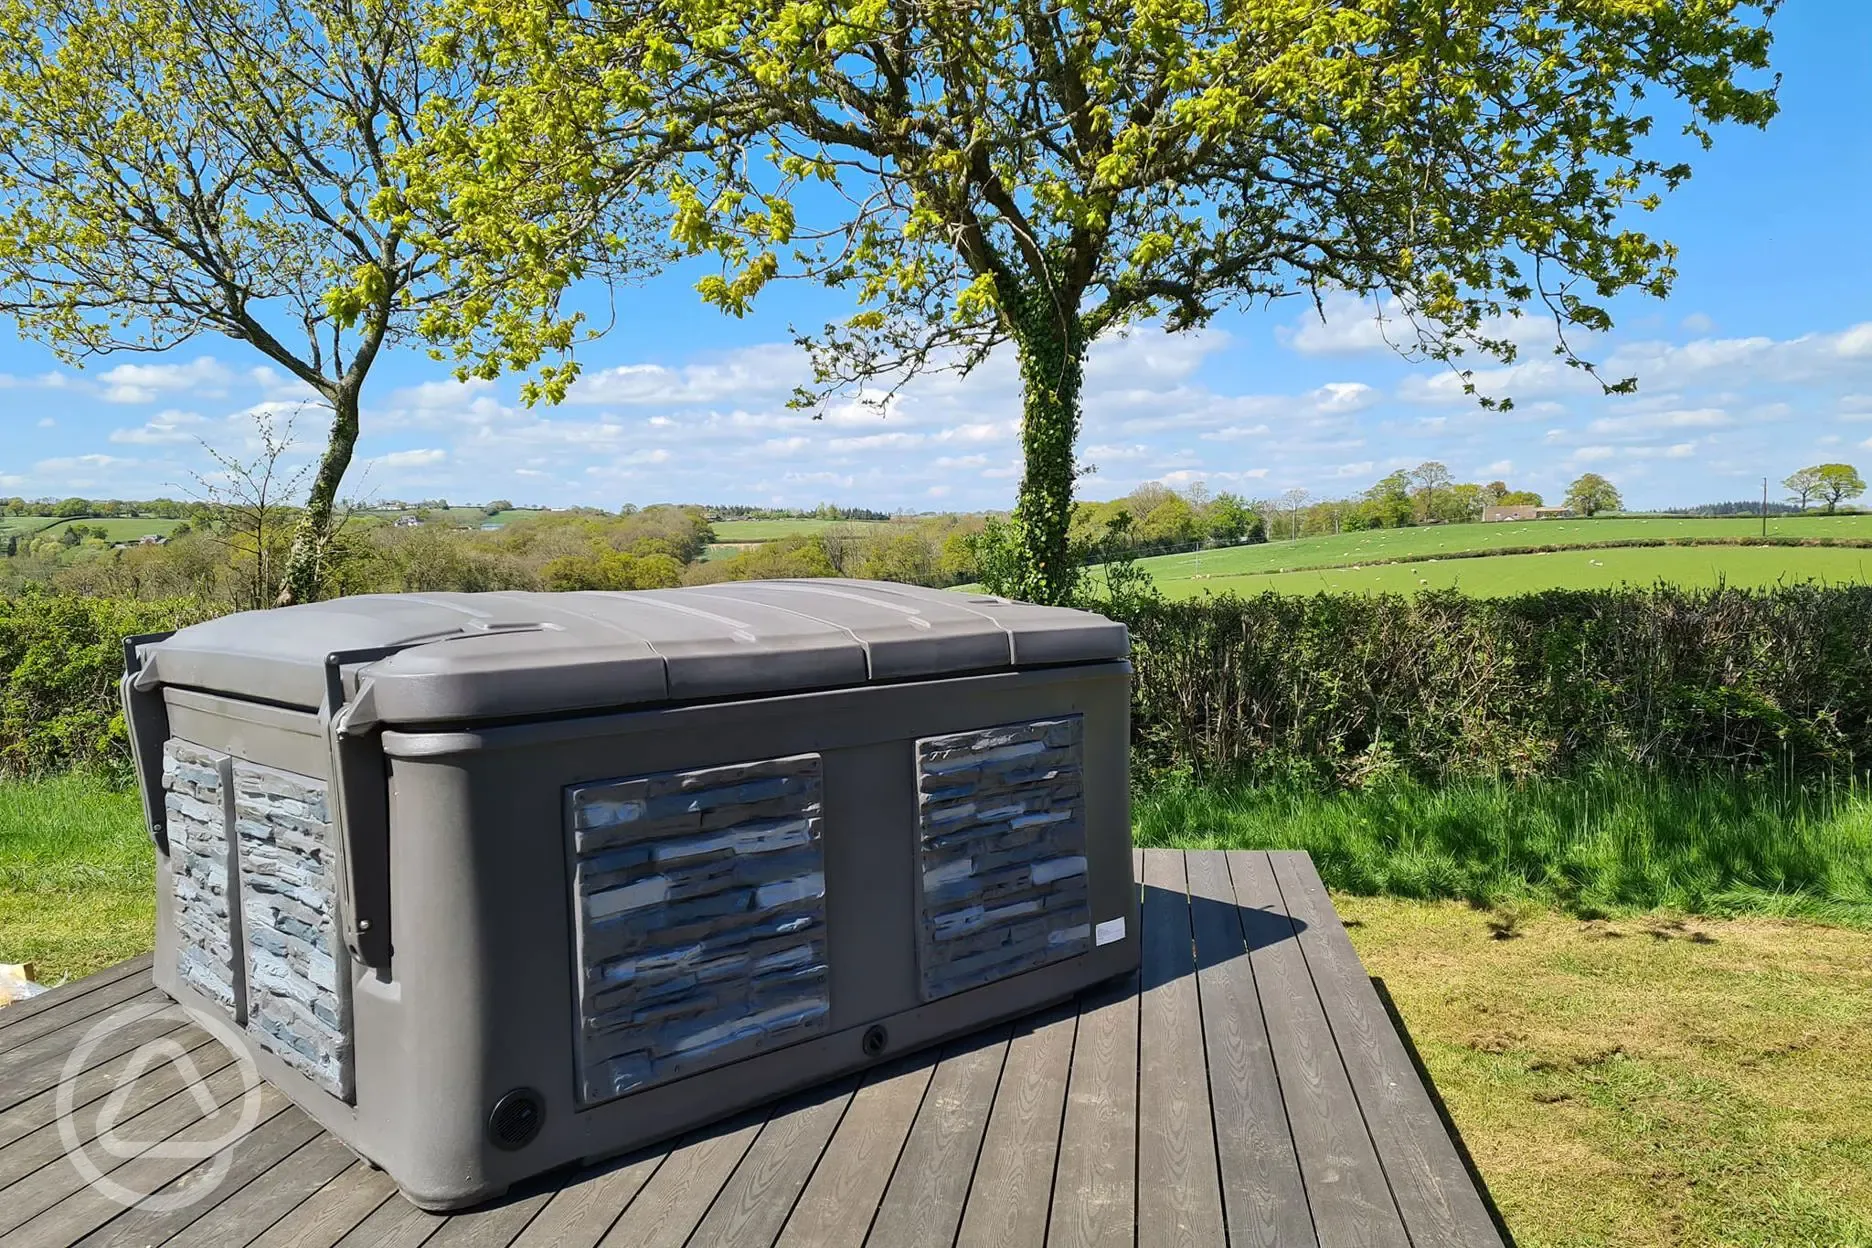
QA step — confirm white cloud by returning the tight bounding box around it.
[1480,460,1514,476]
[38,453,133,470]
[1680,312,1716,335]
[1280,295,1406,355]
[568,344,808,406]
[110,409,209,445]
[1314,382,1378,413]
[1199,424,1271,442]
[248,366,320,402]
[1572,446,1617,463]
[371,448,449,469]
[36,417,54,428]
[1587,407,1733,436]
[1282,294,1569,361]
[96,357,233,404]
[0,369,77,392]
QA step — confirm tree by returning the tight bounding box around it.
[1565,473,1623,518]
[0,0,656,605]
[1498,490,1544,507]
[188,412,315,612]
[420,0,1777,603]
[1409,462,1454,521]
[1444,483,1485,525]
[1279,489,1312,543]
[1811,464,1867,514]
[1135,495,1200,545]
[1783,467,1823,511]
[1481,481,1509,506]
[1205,492,1256,545]
[1364,471,1415,529]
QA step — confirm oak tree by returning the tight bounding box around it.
[1565,472,1623,517]
[1809,463,1866,515]
[1783,466,1823,511]
[0,0,653,604]
[425,0,1780,603]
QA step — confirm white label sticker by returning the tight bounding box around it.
[1094,916,1127,946]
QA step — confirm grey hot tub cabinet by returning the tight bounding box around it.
[122,579,1139,1209]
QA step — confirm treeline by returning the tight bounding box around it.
[2,502,999,607]
[2,496,196,520]
[8,508,717,610]
[1270,463,1552,539]
[706,503,894,522]
[1668,501,1805,517]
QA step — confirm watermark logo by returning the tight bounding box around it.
[56,1002,264,1213]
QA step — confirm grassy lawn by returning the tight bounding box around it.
[1136,769,1872,926]
[0,773,154,985]
[1348,898,1872,1247]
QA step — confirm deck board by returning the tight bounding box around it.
[0,851,1505,1248]
[954,1004,1076,1248]
[1270,852,1507,1248]
[1187,849,1317,1248]
[1138,848,1226,1248]
[0,954,154,1038]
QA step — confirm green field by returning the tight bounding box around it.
[0,517,61,538]
[1136,513,1872,598]
[36,517,184,542]
[3,516,184,543]
[1164,544,1872,598]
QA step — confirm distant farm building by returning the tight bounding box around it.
[1483,505,1574,522]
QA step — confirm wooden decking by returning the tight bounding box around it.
[0,850,1507,1248]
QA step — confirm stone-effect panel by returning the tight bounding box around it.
[569,755,829,1108]
[163,741,243,1020]
[916,717,1091,1001]
[233,761,354,1102]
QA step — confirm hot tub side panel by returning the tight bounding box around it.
[150,690,368,1142]
[374,661,1137,1209]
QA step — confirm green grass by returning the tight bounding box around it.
[0,516,62,538]
[1137,768,1872,926]
[1157,543,1872,598]
[33,517,184,542]
[1346,896,1872,1246]
[1139,513,1872,594]
[0,773,154,985]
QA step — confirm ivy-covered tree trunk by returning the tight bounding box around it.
[276,390,359,606]
[1006,294,1086,606]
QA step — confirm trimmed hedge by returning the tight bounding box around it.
[1121,584,1872,786]
[7,584,1872,788]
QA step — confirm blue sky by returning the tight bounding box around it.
[2,5,1868,513]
